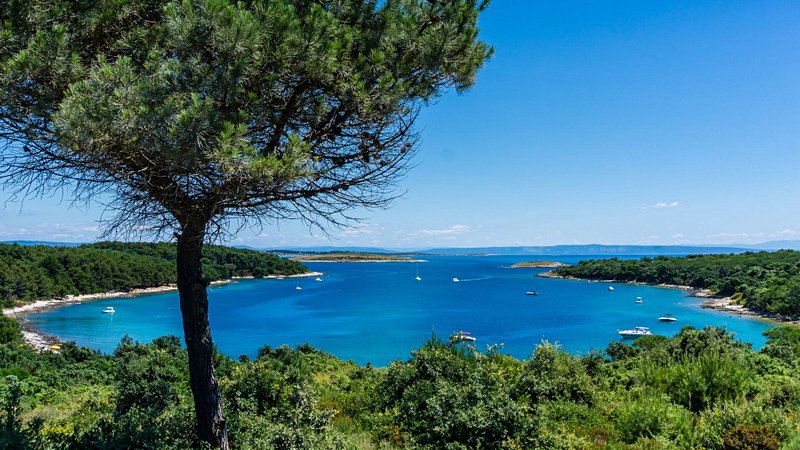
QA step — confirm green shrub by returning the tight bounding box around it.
[382,343,535,449]
[615,393,692,444]
[0,316,20,344]
[516,342,594,405]
[698,402,791,449]
[722,424,780,450]
[639,351,752,412]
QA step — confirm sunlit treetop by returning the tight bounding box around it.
[0,0,492,238]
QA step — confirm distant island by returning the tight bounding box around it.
[291,252,422,262]
[550,250,800,320]
[510,261,568,268]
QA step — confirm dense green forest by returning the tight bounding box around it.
[1,315,800,449]
[0,243,307,308]
[553,251,800,316]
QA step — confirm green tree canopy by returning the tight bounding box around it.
[0,1,492,447]
[1,0,491,235]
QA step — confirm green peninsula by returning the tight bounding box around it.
[553,250,800,316]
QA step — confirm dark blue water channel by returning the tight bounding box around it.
[26,255,774,366]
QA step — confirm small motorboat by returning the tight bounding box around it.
[451,331,476,342]
[102,306,115,314]
[315,277,323,282]
[608,286,615,291]
[452,277,460,282]
[526,291,539,296]
[658,314,678,322]
[618,326,652,338]
[635,296,643,304]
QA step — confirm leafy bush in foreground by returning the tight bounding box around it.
[1,325,800,448]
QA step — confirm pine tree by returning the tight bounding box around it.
[0,1,491,447]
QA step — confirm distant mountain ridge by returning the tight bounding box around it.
[259,245,403,254]
[264,241,800,255]
[263,244,755,256]
[7,239,800,254]
[735,240,800,250]
[415,244,752,256]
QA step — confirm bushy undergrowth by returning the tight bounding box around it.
[1,325,800,449]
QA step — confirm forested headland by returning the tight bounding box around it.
[553,251,800,316]
[1,315,799,449]
[0,242,307,308]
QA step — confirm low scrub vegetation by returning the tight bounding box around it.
[2,316,799,449]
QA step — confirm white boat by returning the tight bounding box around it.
[102,306,115,314]
[526,291,539,296]
[618,326,652,338]
[315,277,323,282]
[658,314,678,322]
[451,331,476,342]
[295,282,302,290]
[635,296,643,304]
[452,277,460,282]
[415,264,422,281]
[608,286,615,291]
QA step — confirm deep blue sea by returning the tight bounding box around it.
[26,255,774,366]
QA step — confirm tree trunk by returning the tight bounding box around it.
[176,223,230,449]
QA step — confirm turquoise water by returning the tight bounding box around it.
[26,255,774,366]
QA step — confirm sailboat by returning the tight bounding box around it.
[415,263,422,281]
[295,282,302,290]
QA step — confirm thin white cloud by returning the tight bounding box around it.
[419,224,471,236]
[772,229,797,238]
[704,230,800,245]
[709,231,765,241]
[653,201,679,209]
[0,222,100,242]
[340,223,378,237]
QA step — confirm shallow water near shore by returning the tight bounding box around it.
[26,255,773,366]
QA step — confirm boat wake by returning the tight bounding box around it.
[455,276,491,282]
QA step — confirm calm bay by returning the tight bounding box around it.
[25,255,774,366]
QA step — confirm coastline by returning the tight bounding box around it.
[539,270,797,326]
[3,271,323,350]
[509,261,569,269]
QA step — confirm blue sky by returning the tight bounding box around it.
[1,1,799,248]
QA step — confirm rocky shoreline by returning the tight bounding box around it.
[538,271,798,325]
[2,271,324,351]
